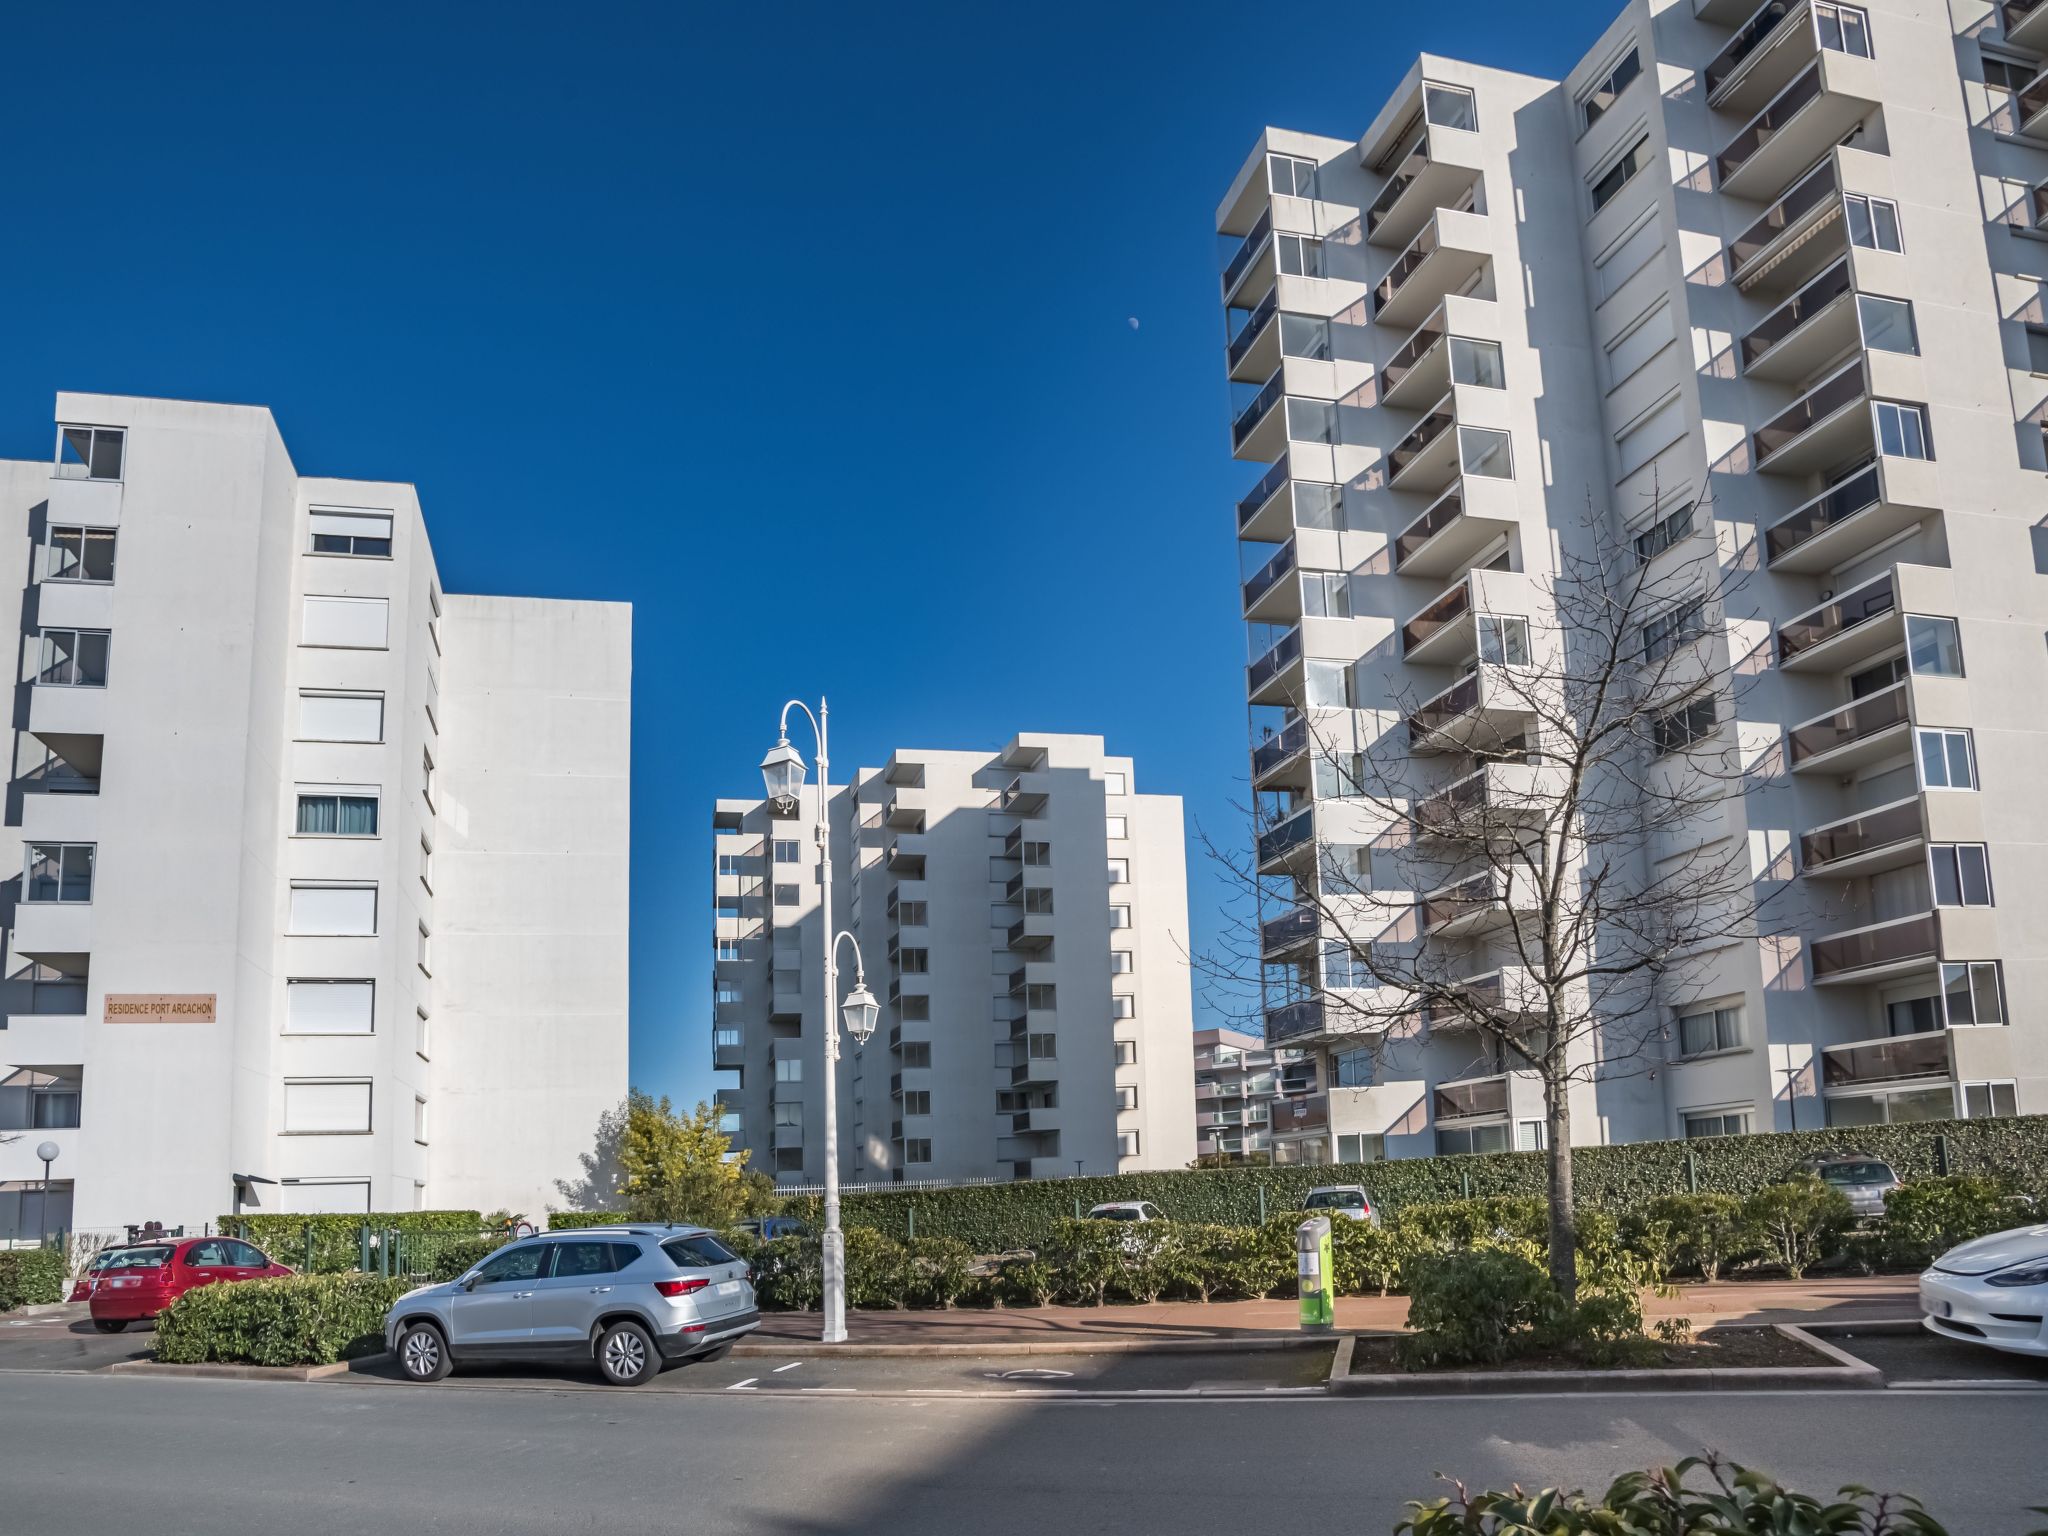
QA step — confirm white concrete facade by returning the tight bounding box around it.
[0,394,630,1238]
[713,733,1196,1185]
[1220,0,2048,1158]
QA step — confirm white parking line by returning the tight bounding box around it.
[726,1378,758,1391]
[772,1362,802,1373]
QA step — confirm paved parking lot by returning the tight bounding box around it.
[1817,1326,2048,1387]
[0,1310,151,1373]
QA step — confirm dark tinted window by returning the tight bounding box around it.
[224,1241,269,1266]
[186,1240,232,1267]
[550,1240,627,1277]
[1093,1207,1139,1222]
[102,1246,173,1270]
[1306,1190,1366,1209]
[475,1245,549,1283]
[662,1234,741,1268]
[1818,1161,1893,1185]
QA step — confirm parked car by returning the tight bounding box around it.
[1787,1155,1901,1220]
[1919,1222,2048,1358]
[86,1237,293,1332]
[384,1226,759,1387]
[1087,1201,1165,1223]
[1301,1185,1380,1225]
[733,1215,809,1242]
[68,1247,118,1303]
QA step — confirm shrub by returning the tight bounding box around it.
[0,1248,69,1311]
[547,1211,630,1231]
[1742,1175,1853,1279]
[1630,1193,1757,1281]
[1398,1247,1562,1368]
[1040,1220,1124,1306]
[1878,1173,2025,1270]
[748,1234,822,1312]
[425,1237,500,1284]
[905,1238,975,1308]
[1397,1456,1953,1536]
[994,1256,1058,1308]
[219,1211,484,1275]
[1392,1197,1548,1257]
[1328,1218,1404,1296]
[154,1274,407,1366]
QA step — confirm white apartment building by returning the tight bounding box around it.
[1219,0,2048,1160]
[712,733,1196,1184]
[1192,1025,1321,1163]
[0,394,631,1238]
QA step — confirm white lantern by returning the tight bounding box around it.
[840,981,880,1045]
[760,738,806,807]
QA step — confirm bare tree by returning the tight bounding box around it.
[1204,495,1799,1302]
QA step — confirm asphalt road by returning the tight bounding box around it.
[2,1371,2044,1535]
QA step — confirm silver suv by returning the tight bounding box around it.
[384,1227,759,1386]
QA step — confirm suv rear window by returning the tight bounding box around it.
[1306,1191,1366,1209]
[102,1246,173,1270]
[1817,1162,1893,1184]
[662,1234,741,1268]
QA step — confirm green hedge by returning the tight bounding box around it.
[546,1211,627,1231]
[154,1274,408,1366]
[0,1249,69,1311]
[217,1211,484,1274]
[780,1116,2048,1253]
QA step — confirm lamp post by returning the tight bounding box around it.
[762,698,881,1345]
[35,1141,59,1249]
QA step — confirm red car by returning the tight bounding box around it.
[84,1237,293,1332]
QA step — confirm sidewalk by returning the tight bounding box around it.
[738,1274,1918,1355]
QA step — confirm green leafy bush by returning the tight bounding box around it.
[547,1211,629,1231]
[905,1237,975,1308]
[219,1211,484,1275]
[747,1234,822,1312]
[1041,1220,1124,1306]
[1328,1217,1404,1296]
[1393,1197,1548,1256]
[154,1274,407,1366]
[1742,1175,1853,1279]
[425,1237,501,1284]
[1627,1193,1757,1281]
[1398,1247,1563,1368]
[1877,1174,2026,1269]
[0,1248,69,1311]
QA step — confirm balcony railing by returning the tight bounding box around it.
[1433,1073,1509,1121]
[1382,305,1448,396]
[1401,575,1472,656]
[1421,872,1498,932]
[1423,971,1506,1028]
[1374,216,1444,317]
[1705,0,1801,97]
[1221,206,1273,298]
[1269,1089,1330,1131]
[1822,1030,1952,1090]
[1388,399,1455,482]
[1788,680,1908,766]
[2032,180,2048,235]
[1266,997,1326,1045]
[1257,806,1314,866]
[2020,64,2048,132]
[1252,717,1308,778]
[1717,60,1824,186]
[1753,358,1864,464]
[1407,673,1481,745]
[1241,539,1296,611]
[1810,912,1938,980]
[1236,457,1292,531]
[1776,570,1893,663]
[1246,625,1302,695]
[1740,256,1852,370]
[1764,463,1880,564]
[1231,370,1286,450]
[1800,796,1922,872]
[1261,904,1319,955]
[1393,485,1468,569]
[1367,128,1430,235]
[1728,156,1839,276]
[1415,767,1491,835]
[1227,289,1280,374]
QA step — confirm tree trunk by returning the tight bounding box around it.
[1544,1070,1577,1305]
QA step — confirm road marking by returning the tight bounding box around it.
[801,1386,857,1393]
[726,1378,758,1391]
[772,1361,802,1373]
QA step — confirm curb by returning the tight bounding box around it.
[1324,1325,1884,1396]
[734,1334,1335,1359]
[1790,1316,1924,1338]
[109,1352,390,1383]
[2,1302,85,1321]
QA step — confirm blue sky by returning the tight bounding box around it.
[0,2,1615,1113]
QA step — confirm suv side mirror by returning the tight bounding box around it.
[460,1271,484,1291]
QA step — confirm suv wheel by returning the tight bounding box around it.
[397,1321,452,1382]
[596,1320,659,1386]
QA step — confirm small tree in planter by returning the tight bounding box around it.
[1742,1175,1853,1279]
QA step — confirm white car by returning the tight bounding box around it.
[1302,1185,1380,1225]
[1087,1201,1164,1223]
[1919,1223,2048,1358]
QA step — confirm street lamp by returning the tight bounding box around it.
[764,697,877,1345]
[35,1141,59,1249]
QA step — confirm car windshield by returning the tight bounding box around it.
[1819,1162,1893,1185]
[663,1234,741,1268]
[102,1246,173,1270]
[1305,1191,1365,1209]
[1093,1208,1139,1221]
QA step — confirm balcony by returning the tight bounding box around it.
[12,901,92,970]
[1715,57,1877,204]
[1775,569,1898,672]
[2010,0,2048,55]
[1420,872,1518,938]
[1220,206,1274,307]
[1727,156,1844,292]
[1387,396,1461,494]
[1245,624,1303,704]
[1405,667,1530,754]
[1235,458,1296,539]
[1752,359,1868,474]
[2016,64,2048,141]
[1250,717,1309,788]
[1422,968,1546,1030]
[1380,306,1451,410]
[1269,1091,1332,1136]
[1811,912,1937,984]
[1256,805,1315,873]
[1226,289,1281,382]
[999,773,1048,817]
[1241,539,1299,621]
[1763,460,1938,573]
[1373,213,1489,330]
[885,834,927,877]
[1230,370,1287,459]
[1821,1031,1959,1113]
[1260,903,1319,960]
[1266,998,1328,1046]
[713,1032,744,1070]
[1399,573,1474,664]
[28,686,107,780]
[884,787,926,830]
[1740,257,1855,380]
[1433,1072,1510,1124]
[1007,914,1055,952]
[1706,0,1831,115]
[1698,0,1767,22]
[1391,479,1517,580]
[1367,122,1483,251]
[1787,680,1910,773]
[1415,760,1560,840]
[1800,795,1926,879]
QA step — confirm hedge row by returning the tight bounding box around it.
[546,1211,628,1231]
[771,1116,2048,1253]
[0,1249,68,1312]
[216,1211,485,1274]
[154,1274,409,1366]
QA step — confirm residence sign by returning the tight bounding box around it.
[104,993,217,1023]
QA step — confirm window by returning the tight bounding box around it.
[1305,658,1354,710]
[1929,844,1993,907]
[773,1148,803,1173]
[1873,400,1932,459]
[1516,1119,1548,1151]
[1115,1084,1139,1111]
[285,980,374,1036]
[1580,46,1641,129]
[419,838,433,891]
[32,1084,81,1128]
[1439,1123,1510,1156]
[1963,1081,2019,1119]
[1107,858,1130,885]
[1117,1131,1141,1158]
[1654,695,1718,754]
[1111,995,1135,1019]
[288,883,377,936]
[1110,950,1132,975]
[715,984,742,1006]
[414,1096,429,1145]
[1591,135,1651,212]
[1110,905,1131,929]
[1337,1133,1386,1162]
[715,853,743,877]
[1677,1004,1742,1056]
[1103,771,1127,796]
[308,510,394,557]
[417,923,433,975]
[1331,1048,1374,1087]
[24,842,94,903]
[38,628,110,687]
[298,691,383,743]
[421,749,437,808]
[1114,1040,1138,1066]
[1633,500,1694,565]
[1905,615,1962,677]
[55,425,124,481]
[1458,426,1514,479]
[770,883,798,907]
[46,526,116,584]
[1423,83,1478,131]
[1943,961,2006,1026]
[1276,233,1324,277]
[1022,841,1051,866]
[898,947,928,973]
[716,939,742,962]
[774,839,800,864]
[775,1057,802,1082]
[902,1090,931,1116]
[1683,1108,1752,1139]
[1313,751,1365,800]
[1023,983,1057,1010]
[899,1042,932,1068]
[1105,815,1128,840]
[1268,152,1317,196]
[1293,481,1343,530]
[282,1079,372,1135]
[1887,994,1939,1035]
[1641,596,1706,662]
[897,899,930,925]
[416,1008,431,1059]
[296,789,379,837]
[1023,887,1053,915]
[1916,728,1977,790]
[301,595,390,649]
[1815,2,1872,57]
[1027,1033,1057,1059]
[1286,397,1336,445]
[1857,295,1917,355]
[1323,940,1368,990]
[902,1138,932,1164]
[2026,326,2048,375]
[1280,314,1332,360]
[1845,193,1902,252]
[1449,337,1504,389]
[1477,614,1531,665]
